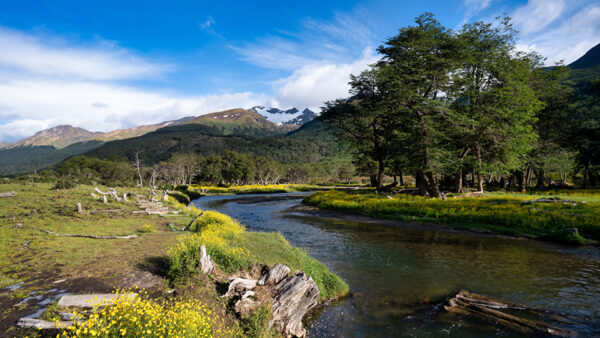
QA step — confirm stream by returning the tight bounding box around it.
[193,193,600,337]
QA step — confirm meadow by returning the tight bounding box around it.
[0,182,347,336]
[188,184,322,195]
[304,189,600,245]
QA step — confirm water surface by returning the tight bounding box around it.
[193,193,600,337]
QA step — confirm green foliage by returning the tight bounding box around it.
[239,305,273,338]
[306,190,600,245]
[52,177,77,190]
[56,155,135,186]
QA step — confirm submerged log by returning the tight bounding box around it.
[258,263,291,286]
[41,229,138,239]
[200,245,215,274]
[270,272,320,338]
[445,290,577,337]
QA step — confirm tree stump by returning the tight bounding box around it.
[269,272,320,337]
[258,263,291,286]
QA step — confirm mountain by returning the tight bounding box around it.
[183,108,297,136]
[569,43,600,69]
[93,116,194,141]
[250,106,316,125]
[4,125,103,149]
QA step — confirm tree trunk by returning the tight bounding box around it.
[416,169,428,196]
[426,172,441,197]
[475,143,484,192]
[535,169,546,189]
[399,171,404,186]
[455,168,463,193]
[375,159,385,191]
[135,151,143,187]
[582,159,590,188]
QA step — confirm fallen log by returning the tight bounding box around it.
[89,209,125,214]
[522,197,578,206]
[57,293,137,308]
[0,191,16,198]
[445,290,577,337]
[269,272,320,337]
[223,277,258,297]
[454,191,484,199]
[182,211,204,231]
[41,229,138,239]
[16,317,73,329]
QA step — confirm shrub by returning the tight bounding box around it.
[137,224,156,234]
[52,178,77,190]
[59,292,240,337]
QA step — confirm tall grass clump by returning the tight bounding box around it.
[59,291,240,337]
[168,211,252,278]
[305,190,600,245]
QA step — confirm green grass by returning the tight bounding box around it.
[167,210,349,301]
[0,182,194,288]
[305,190,600,245]
[189,184,320,195]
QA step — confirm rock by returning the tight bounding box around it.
[258,263,291,286]
[223,278,258,297]
[16,318,73,329]
[269,272,320,338]
[200,245,215,274]
[57,293,137,308]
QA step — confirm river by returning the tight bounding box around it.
[193,193,600,337]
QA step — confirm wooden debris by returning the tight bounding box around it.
[269,272,320,338]
[16,317,73,329]
[0,191,16,198]
[454,191,484,199]
[57,293,137,308]
[258,263,290,286]
[41,229,138,239]
[445,290,578,337]
[223,277,258,297]
[523,197,578,206]
[200,245,215,274]
[89,209,125,214]
[182,211,204,231]
[76,203,83,214]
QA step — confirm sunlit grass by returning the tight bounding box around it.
[305,190,600,245]
[188,184,318,195]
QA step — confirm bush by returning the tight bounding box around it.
[137,224,156,233]
[52,178,77,190]
[59,292,240,337]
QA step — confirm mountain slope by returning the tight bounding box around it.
[184,108,296,136]
[93,116,194,141]
[6,125,103,149]
[569,43,600,69]
[250,106,316,125]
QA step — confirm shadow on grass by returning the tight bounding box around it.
[137,256,170,278]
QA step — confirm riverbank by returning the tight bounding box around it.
[0,183,347,336]
[304,190,600,245]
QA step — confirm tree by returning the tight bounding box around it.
[320,68,401,191]
[376,13,456,196]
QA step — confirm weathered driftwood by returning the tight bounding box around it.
[0,191,16,198]
[223,277,258,297]
[258,263,291,286]
[16,317,73,329]
[58,293,137,308]
[445,290,577,337]
[108,188,122,202]
[200,245,215,274]
[454,191,484,199]
[89,209,125,214]
[269,272,320,338]
[76,202,83,214]
[523,197,578,206]
[182,211,204,231]
[41,229,138,239]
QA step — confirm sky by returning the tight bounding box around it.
[0,0,599,142]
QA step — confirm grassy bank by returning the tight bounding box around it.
[0,182,346,336]
[188,184,321,195]
[166,207,349,300]
[305,190,600,245]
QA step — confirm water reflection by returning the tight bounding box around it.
[193,194,600,337]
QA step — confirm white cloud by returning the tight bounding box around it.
[200,16,216,29]
[273,49,378,110]
[0,27,170,81]
[463,0,493,14]
[515,4,600,64]
[0,75,267,142]
[512,0,565,35]
[233,12,375,70]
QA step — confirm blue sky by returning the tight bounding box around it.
[0,0,599,142]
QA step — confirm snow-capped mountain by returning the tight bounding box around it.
[249,106,316,125]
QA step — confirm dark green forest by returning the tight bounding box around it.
[320,14,600,194]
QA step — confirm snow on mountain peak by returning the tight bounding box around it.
[249,106,315,125]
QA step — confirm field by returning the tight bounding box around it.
[305,189,600,245]
[189,184,322,195]
[0,182,346,336]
